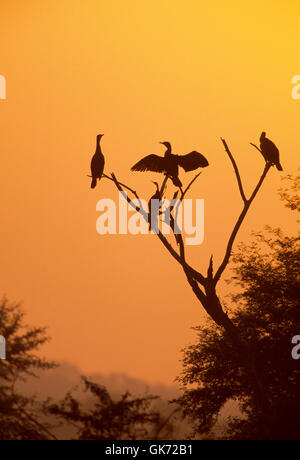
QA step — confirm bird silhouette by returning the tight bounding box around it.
[259,132,283,171]
[90,134,105,189]
[148,182,162,231]
[131,142,209,187]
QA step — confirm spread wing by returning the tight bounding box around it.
[131,154,167,173]
[177,151,209,172]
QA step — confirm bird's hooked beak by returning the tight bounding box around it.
[160,141,172,151]
[97,134,104,140]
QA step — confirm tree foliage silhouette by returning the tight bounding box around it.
[174,177,299,439]
[0,298,56,440]
[47,377,166,440]
[279,170,300,213]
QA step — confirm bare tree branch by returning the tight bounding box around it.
[16,404,58,440]
[221,138,247,203]
[153,407,180,440]
[171,215,207,304]
[161,173,202,248]
[87,174,138,196]
[180,172,202,200]
[214,163,271,284]
[109,173,206,285]
[250,142,262,154]
[159,175,168,196]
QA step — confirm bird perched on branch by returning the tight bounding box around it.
[90,134,105,189]
[148,182,162,231]
[259,132,283,171]
[131,142,209,188]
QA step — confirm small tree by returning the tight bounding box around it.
[0,298,56,440]
[48,377,164,440]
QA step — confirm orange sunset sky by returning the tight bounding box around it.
[0,0,299,385]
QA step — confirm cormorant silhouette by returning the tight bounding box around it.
[148,182,162,231]
[90,134,105,189]
[259,132,283,171]
[131,142,209,187]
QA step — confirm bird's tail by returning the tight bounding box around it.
[172,176,182,187]
[91,177,97,189]
[276,163,283,171]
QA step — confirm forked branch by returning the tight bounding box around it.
[214,157,271,284]
[221,138,247,203]
[250,142,263,154]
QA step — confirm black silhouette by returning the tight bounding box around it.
[91,134,105,189]
[148,182,162,231]
[92,135,284,433]
[259,132,283,171]
[131,142,209,187]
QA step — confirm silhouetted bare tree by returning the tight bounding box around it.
[92,136,285,434]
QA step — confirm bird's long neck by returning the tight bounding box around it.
[164,143,172,156]
[96,138,102,154]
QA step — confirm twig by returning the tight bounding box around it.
[168,209,207,304]
[250,142,262,154]
[159,175,168,196]
[221,138,247,203]
[180,172,202,200]
[166,173,202,245]
[160,190,179,217]
[153,408,180,439]
[110,173,147,217]
[87,174,138,196]
[18,405,58,440]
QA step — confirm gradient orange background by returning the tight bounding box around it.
[0,0,299,384]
